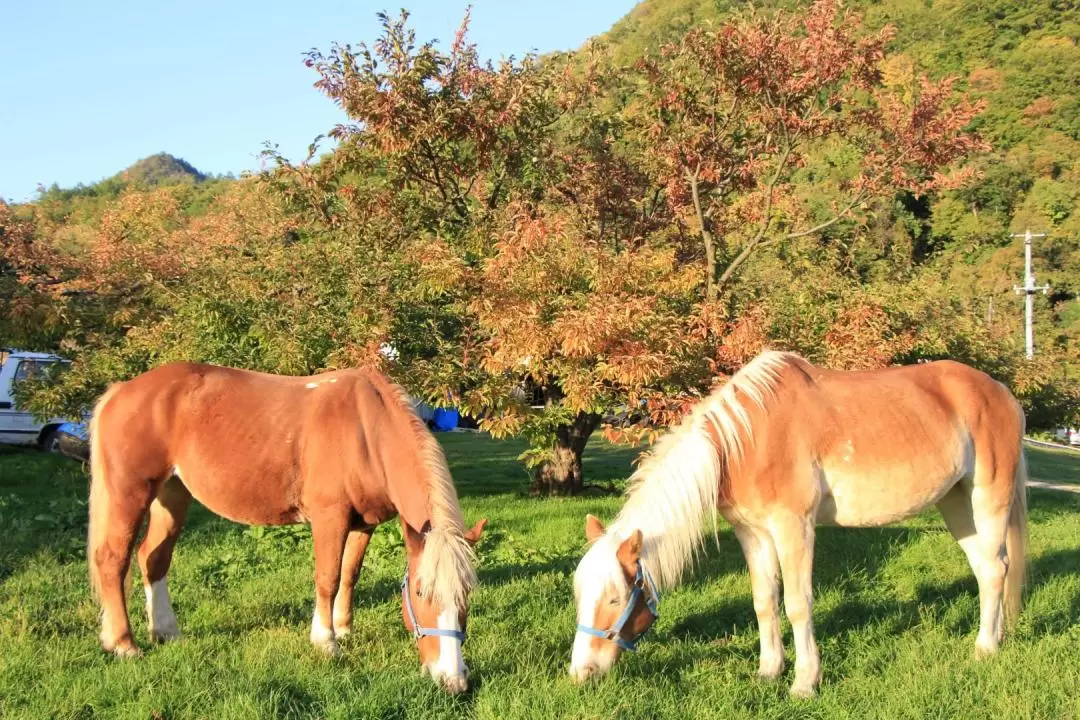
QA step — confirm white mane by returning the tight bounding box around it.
[589,350,796,592]
[387,382,478,611]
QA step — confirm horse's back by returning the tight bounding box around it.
[737,356,1024,525]
[796,359,1020,434]
[94,362,389,525]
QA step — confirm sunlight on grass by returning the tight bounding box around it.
[1,439,1078,719]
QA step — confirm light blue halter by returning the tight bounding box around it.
[401,568,467,643]
[576,562,660,652]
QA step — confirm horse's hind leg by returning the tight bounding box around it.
[136,475,192,643]
[90,477,153,657]
[936,480,1010,656]
[333,528,373,638]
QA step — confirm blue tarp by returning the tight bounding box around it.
[58,421,88,441]
[432,408,460,432]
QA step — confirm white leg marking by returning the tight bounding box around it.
[310,606,338,655]
[332,576,352,637]
[145,579,181,642]
[332,606,351,637]
[428,608,468,693]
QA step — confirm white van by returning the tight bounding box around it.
[0,348,75,452]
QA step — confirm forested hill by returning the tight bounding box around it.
[600,0,1079,351]
[4,0,1077,482]
[605,0,1078,151]
[30,153,230,226]
[10,1,1078,358]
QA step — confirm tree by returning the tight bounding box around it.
[17,2,1069,496]
[630,0,987,301]
[288,2,991,493]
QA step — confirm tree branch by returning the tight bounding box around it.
[783,191,869,240]
[715,140,793,291]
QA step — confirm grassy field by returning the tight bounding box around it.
[1,436,1078,720]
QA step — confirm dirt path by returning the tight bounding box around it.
[1027,479,1080,494]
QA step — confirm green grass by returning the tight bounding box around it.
[1,436,1079,719]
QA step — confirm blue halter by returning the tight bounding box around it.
[576,562,660,652]
[401,568,467,643]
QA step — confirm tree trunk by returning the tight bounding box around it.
[532,411,601,496]
[688,169,718,301]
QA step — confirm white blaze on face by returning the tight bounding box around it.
[428,607,468,692]
[569,538,623,682]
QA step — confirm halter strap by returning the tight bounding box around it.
[401,568,466,643]
[576,562,660,652]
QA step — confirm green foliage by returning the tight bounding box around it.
[599,0,1080,384]
[2,437,1080,718]
[4,0,1078,492]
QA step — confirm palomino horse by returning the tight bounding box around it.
[570,350,1028,697]
[86,361,486,693]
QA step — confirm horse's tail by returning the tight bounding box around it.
[87,383,126,604]
[1003,443,1029,628]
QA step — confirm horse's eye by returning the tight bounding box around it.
[608,597,621,606]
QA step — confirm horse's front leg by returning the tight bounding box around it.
[768,511,821,698]
[309,513,350,656]
[731,522,785,680]
[332,528,374,638]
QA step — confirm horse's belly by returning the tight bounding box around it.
[173,464,302,526]
[815,455,969,527]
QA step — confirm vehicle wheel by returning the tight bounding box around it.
[41,429,62,454]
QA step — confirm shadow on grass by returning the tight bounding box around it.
[666,514,1080,657]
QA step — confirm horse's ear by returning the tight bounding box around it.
[616,529,643,576]
[585,514,606,543]
[464,518,488,545]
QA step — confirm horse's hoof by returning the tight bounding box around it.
[758,661,785,681]
[315,640,341,657]
[789,683,817,699]
[149,627,182,644]
[437,673,468,695]
[113,645,142,659]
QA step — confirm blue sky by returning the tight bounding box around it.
[1,0,638,203]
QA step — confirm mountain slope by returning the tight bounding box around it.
[601,0,1079,353]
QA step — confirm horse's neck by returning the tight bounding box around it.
[383,464,434,534]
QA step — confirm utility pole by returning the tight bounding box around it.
[1012,229,1049,360]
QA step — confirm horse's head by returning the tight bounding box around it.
[401,517,487,693]
[569,514,659,683]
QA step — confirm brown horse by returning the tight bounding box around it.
[569,350,1028,697]
[86,361,486,693]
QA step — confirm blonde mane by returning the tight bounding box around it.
[385,381,478,611]
[608,350,798,589]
